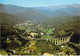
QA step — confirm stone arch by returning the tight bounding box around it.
[55,39,57,45]
[63,37,65,44]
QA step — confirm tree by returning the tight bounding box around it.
[58,30,67,36]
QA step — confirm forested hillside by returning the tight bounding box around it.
[61,19,80,34]
[60,19,80,44]
[42,16,80,28]
[16,9,50,21]
[1,12,28,24]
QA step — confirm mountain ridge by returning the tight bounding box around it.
[0,4,80,21]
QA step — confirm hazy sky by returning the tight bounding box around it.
[0,0,80,7]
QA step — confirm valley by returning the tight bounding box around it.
[1,4,80,55]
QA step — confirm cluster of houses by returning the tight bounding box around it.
[13,20,33,28]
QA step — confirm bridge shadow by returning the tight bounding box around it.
[70,33,80,44]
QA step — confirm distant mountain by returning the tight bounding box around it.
[0,4,50,21]
[0,4,80,21]
[16,9,50,21]
[0,4,3,12]
[35,4,80,17]
[0,4,32,14]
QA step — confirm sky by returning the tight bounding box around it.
[0,0,80,7]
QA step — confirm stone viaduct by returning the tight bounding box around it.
[48,35,72,45]
[20,32,74,45]
[47,32,73,45]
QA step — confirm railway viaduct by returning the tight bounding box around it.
[20,32,74,45]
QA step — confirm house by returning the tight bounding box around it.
[13,50,16,54]
[53,28,55,31]
[43,53,54,56]
[40,32,45,36]
[28,45,32,47]
[24,49,34,53]
[59,52,65,55]
[7,38,10,40]
[30,32,38,37]
[27,36,32,39]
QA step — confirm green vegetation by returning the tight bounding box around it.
[41,34,53,39]
[1,12,80,55]
[1,12,28,24]
[1,50,8,55]
[42,16,80,28]
[14,39,22,45]
[26,29,31,33]
[46,29,53,34]
[58,30,70,37]
[6,40,12,43]
[61,19,80,34]
[35,41,53,54]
